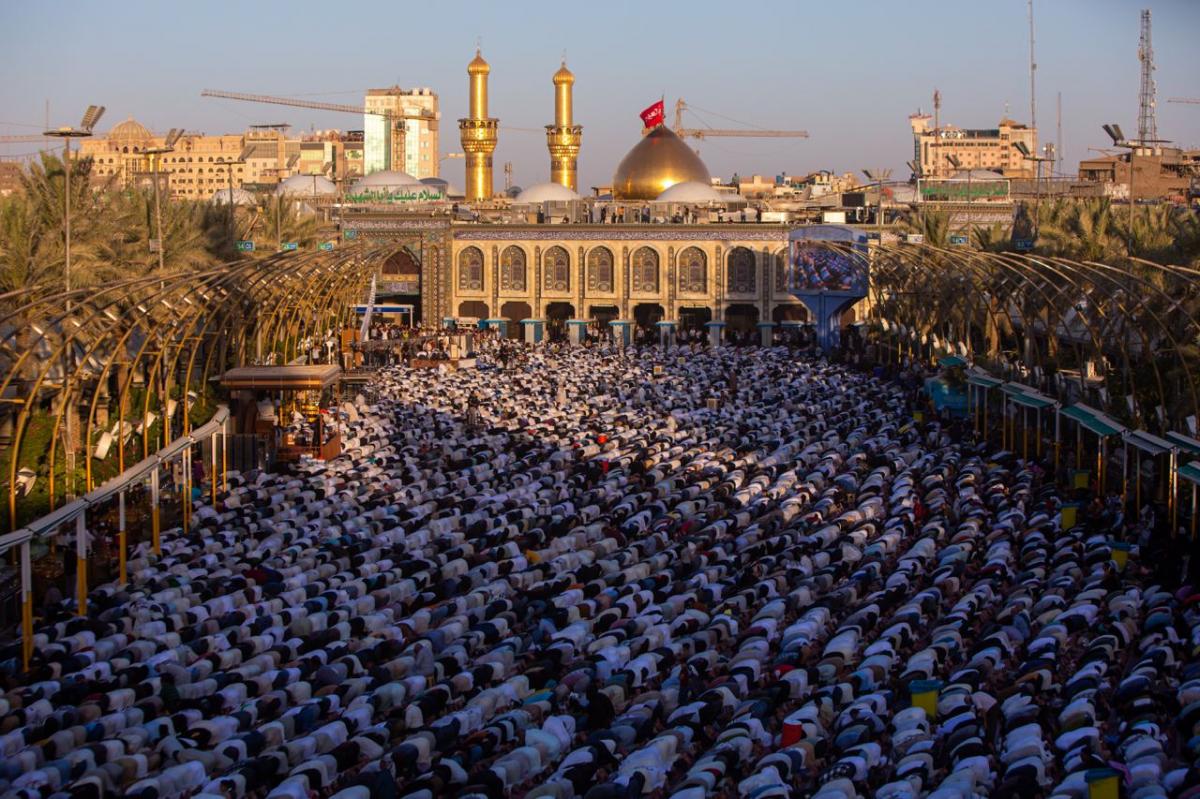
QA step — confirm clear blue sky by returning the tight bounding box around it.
[2,0,1198,190]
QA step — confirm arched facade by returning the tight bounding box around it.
[773,249,789,294]
[678,247,707,294]
[447,225,808,325]
[500,246,526,292]
[727,247,756,295]
[458,246,484,292]
[587,246,614,293]
[632,247,659,294]
[543,246,570,292]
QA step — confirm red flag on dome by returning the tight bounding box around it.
[639,100,665,129]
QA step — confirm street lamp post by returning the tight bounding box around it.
[41,106,104,503]
[143,128,183,278]
[43,105,105,306]
[218,145,253,248]
[862,168,892,231]
[1012,141,1052,229]
[946,155,973,244]
[1102,124,1137,255]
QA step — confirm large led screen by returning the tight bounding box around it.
[788,241,867,294]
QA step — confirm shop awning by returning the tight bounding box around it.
[1060,404,1126,438]
[967,374,1003,390]
[1165,432,1200,457]
[221,364,341,391]
[1009,392,1057,410]
[1125,430,1175,457]
[998,382,1056,409]
[1179,461,1200,488]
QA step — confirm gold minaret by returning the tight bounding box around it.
[458,49,498,202]
[546,61,582,191]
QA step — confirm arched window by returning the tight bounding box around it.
[543,246,570,291]
[726,247,756,294]
[774,250,788,293]
[678,247,707,293]
[458,246,484,292]
[587,246,614,292]
[632,247,659,293]
[500,246,526,292]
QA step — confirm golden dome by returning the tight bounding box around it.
[468,49,490,76]
[553,61,574,85]
[109,117,153,143]
[612,126,711,201]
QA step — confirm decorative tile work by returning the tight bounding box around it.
[455,227,787,242]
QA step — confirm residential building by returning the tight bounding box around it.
[81,118,250,201]
[910,113,1038,179]
[78,119,369,200]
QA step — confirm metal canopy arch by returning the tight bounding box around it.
[855,240,1200,432]
[0,244,391,529]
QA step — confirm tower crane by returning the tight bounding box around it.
[201,89,545,178]
[1167,98,1200,105]
[672,99,808,140]
[202,88,424,174]
[202,89,434,124]
[0,134,51,143]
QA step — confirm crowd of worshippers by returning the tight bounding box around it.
[282,411,338,449]
[3,344,1200,799]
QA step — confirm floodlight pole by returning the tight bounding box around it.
[153,154,165,274]
[1126,146,1135,254]
[64,136,72,298]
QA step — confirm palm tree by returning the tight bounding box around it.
[0,196,55,296]
[88,189,216,278]
[1032,198,1126,262]
[251,194,320,254]
[902,207,952,248]
[971,223,1009,253]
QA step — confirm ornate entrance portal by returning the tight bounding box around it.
[378,248,422,324]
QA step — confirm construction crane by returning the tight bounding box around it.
[203,88,421,174]
[204,89,543,132]
[202,88,433,124]
[1168,98,1200,105]
[0,134,50,143]
[672,99,808,140]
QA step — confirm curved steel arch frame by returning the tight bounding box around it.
[791,240,1200,431]
[0,245,389,529]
